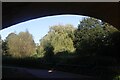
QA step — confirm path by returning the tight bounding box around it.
[3,66,96,79]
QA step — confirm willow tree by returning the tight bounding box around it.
[38,24,76,57]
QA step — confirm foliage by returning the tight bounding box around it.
[74,17,120,57]
[35,44,44,58]
[113,75,120,80]
[78,17,103,30]
[2,40,9,56]
[2,17,120,79]
[38,24,76,57]
[5,31,36,58]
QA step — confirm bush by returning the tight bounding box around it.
[113,75,120,80]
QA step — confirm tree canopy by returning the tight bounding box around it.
[74,17,120,57]
[2,17,120,61]
[38,24,76,57]
[5,31,36,58]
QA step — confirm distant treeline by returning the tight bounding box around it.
[1,17,120,61]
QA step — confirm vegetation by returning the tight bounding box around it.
[74,17,119,58]
[113,75,120,80]
[38,24,75,55]
[2,17,120,79]
[3,30,36,58]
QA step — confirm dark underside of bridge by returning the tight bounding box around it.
[2,2,120,30]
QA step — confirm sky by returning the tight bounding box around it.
[0,15,87,44]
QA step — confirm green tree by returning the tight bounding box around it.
[78,17,103,30]
[35,43,45,58]
[6,33,18,57]
[38,24,76,57]
[17,31,36,57]
[2,40,8,56]
[6,31,36,58]
[50,24,75,54]
[44,42,54,62]
[74,17,119,57]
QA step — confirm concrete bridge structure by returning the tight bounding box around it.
[2,2,119,30]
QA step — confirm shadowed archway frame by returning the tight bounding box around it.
[2,2,120,30]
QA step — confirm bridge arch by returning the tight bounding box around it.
[2,2,119,30]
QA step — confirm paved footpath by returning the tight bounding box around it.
[3,66,96,79]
